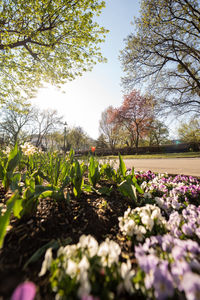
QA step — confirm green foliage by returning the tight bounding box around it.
[100,162,117,182]
[117,154,143,204]
[118,178,137,203]
[34,151,70,188]
[19,177,50,218]
[118,153,127,178]
[146,120,169,146]
[88,155,101,188]
[0,0,108,103]
[178,118,200,143]
[66,127,93,151]
[0,149,146,248]
[0,192,22,248]
[24,237,72,270]
[70,160,85,198]
[0,143,21,192]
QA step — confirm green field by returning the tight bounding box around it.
[105,152,200,159]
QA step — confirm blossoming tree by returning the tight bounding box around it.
[108,90,154,151]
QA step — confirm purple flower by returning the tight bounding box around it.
[182,272,200,300]
[136,254,159,273]
[185,239,200,254]
[161,234,174,252]
[171,261,190,290]
[196,227,200,239]
[171,245,185,260]
[135,244,145,257]
[182,223,194,236]
[11,282,36,300]
[173,227,182,238]
[153,262,174,300]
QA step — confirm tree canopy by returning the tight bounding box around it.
[0,101,33,144]
[99,106,121,150]
[0,0,107,103]
[178,118,200,142]
[120,0,200,116]
[108,90,154,150]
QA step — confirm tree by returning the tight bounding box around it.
[0,0,107,103]
[108,90,154,151]
[147,120,169,146]
[67,126,92,150]
[120,0,200,116]
[0,101,34,144]
[31,108,63,147]
[99,106,121,150]
[96,133,108,149]
[178,118,200,142]
[43,131,64,151]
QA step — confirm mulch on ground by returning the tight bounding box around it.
[0,181,136,300]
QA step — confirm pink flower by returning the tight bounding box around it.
[11,282,36,300]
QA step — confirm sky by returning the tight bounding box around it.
[31,0,141,140]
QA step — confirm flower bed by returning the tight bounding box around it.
[39,171,200,300]
[0,146,199,300]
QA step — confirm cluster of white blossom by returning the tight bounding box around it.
[118,204,166,241]
[39,235,135,299]
[21,142,37,156]
[2,146,11,155]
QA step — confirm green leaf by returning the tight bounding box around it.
[10,172,21,191]
[6,143,21,174]
[118,153,126,178]
[132,176,144,194]
[83,184,93,192]
[13,197,23,218]
[97,186,112,196]
[118,180,137,203]
[39,190,55,199]
[0,208,12,248]
[0,163,5,179]
[0,192,19,248]
[69,149,75,163]
[71,161,84,198]
[88,156,100,187]
[23,237,72,269]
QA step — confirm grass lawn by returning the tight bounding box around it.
[105,151,200,159]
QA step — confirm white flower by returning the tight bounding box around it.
[143,192,152,199]
[66,259,78,278]
[135,225,147,241]
[123,218,136,236]
[141,181,147,189]
[58,244,77,258]
[78,234,98,257]
[39,248,52,276]
[78,271,91,298]
[151,206,161,219]
[3,146,11,155]
[98,238,121,267]
[141,214,154,231]
[155,197,165,207]
[124,207,132,218]
[21,142,37,156]
[120,260,135,293]
[78,255,90,272]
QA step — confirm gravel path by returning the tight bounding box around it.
[112,158,200,177]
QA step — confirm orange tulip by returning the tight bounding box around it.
[91,146,96,153]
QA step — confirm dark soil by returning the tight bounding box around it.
[0,182,136,300]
